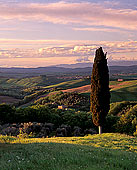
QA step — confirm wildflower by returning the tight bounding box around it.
[16,156,20,159]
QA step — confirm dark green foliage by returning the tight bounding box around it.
[60,110,93,129]
[1,101,137,135]
[90,47,110,126]
[115,104,137,135]
[108,101,136,116]
[104,115,120,133]
[14,106,61,126]
[0,104,94,130]
[108,101,137,135]
[0,104,15,123]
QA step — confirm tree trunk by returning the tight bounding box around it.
[99,126,102,134]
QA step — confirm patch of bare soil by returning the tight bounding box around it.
[62,85,91,93]
[110,81,136,90]
[62,82,129,94]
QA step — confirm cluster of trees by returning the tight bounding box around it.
[108,101,137,135]
[23,86,45,95]
[14,88,59,107]
[0,104,93,130]
[34,91,90,111]
[0,102,136,135]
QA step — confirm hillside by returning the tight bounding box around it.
[62,80,137,103]
[0,78,90,104]
[43,78,90,89]
[1,78,137,105]
[0,75,68,88]
[110,80,137,102]
[0,133,136,170]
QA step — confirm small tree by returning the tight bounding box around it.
[90,47,110,134]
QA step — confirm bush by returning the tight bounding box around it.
[0,104,15,124]
[114,104,137,135]
[109,101,131,116]
[104,115,120,133]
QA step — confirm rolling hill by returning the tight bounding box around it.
[1,65,137,78]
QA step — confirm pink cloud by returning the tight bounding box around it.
[0,2,137,30]
[0,39,137,61]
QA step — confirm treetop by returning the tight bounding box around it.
[94,47,107,62]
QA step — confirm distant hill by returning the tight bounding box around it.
[56,60,137,68]
[0,67,91,74]
[109,65,137,74]
[56,63,93,68]
[1,64,137,78]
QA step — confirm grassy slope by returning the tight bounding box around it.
[45,79,137,103]
[1,77,137,104]
[44,79,90,89]
[0,76,47,88]
[0,77,90,89]
[81,80,137,103]
[21,79,137,106]
[110,80,137,103]
[0,133,137,170]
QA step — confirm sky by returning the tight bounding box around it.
[0,0,137,67]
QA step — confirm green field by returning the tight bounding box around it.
[44,78,90,89]
[44,79,137,103]
[0,76,61,88]
[1,76,137,105]
[110,80,137,103]
[0,133,136,170]
[0,76,90,89]
[82,80,137,103]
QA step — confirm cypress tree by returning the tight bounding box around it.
[90,47,110,134]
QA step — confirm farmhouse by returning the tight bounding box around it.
[117,79,123,82]
[58,105,68,110]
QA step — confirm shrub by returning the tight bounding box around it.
[0,104,15,124]
[115,104,137,135]
[109,101,131,116]
[104,115,120,133]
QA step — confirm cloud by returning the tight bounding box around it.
[76,56,90,62]
[0,39,137,63]
[0,1,137,31]
[0,57,77,68]
[72,27,128,33]
[0,40,137,68]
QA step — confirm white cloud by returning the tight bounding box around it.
[0,39,137,63]
[0,1,137,30]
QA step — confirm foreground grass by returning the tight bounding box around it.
[0,133,137,170]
